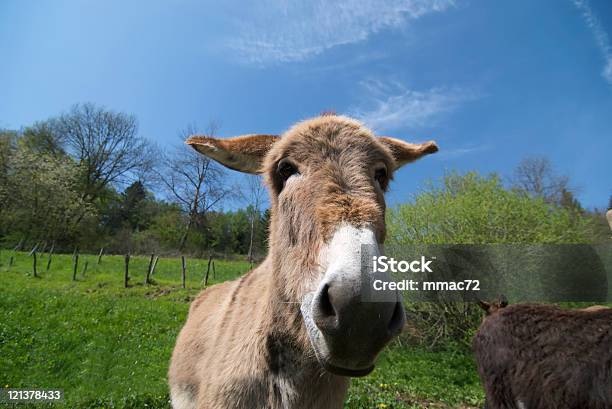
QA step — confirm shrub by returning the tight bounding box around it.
[388,172,593,245]
[387,172,596,348]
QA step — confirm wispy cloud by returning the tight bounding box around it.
[572,0,612,85]
[435,145,490,159]
[350,79,479,132]
[226,0,455,65]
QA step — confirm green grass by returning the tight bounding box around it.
[346,345,482,409]
[0,251,484,408]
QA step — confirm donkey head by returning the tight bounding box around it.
[187,115,437,377]
[478,295,509,316]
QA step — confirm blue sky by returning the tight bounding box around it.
[1,0,611,209]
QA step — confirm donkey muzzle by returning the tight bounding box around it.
[301,225,406,377]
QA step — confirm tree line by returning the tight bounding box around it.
[1,103,609,258]
[0,103,268,258]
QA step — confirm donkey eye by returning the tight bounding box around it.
[374,166,388,189]
[277,158,299,182]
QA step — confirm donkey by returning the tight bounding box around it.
[168,114,438,409]
[474,299,612,409]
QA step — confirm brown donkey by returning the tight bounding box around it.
[474,299,612,409]
[168,115,438,409]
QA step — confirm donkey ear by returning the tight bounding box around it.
[186,134,279,174]
[379,137,438,170]
[477,300,491,313]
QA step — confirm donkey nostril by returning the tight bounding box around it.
[387,301,405,335]
[318,284,336,318]
[312,283,340,334]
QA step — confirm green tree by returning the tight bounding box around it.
[122,181,147,230]
[559,187,583,213]
[20,121,65,158]
[389,172,592,245]
[104,181,149,232]
[0,130,18,219]
[147,206,186,250]
[387,172,595,348]
[0,143,93,246]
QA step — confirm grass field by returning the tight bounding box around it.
[0,250,484,409]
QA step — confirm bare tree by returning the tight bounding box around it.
[159,123,233,251]
[243,174,267,263]
[51,103,155,203]
[511,156,572,205]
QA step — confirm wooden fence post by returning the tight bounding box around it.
[203,255,213,287]
[32,252,37,278]
[145,254,154,285]
[212,260,216,279]
[124,254,130,288]
[46,245,54,272]
[82,260,88,277]
[72,252,79,281]
[9,256,14,267]
[150,256,159,277]
[181,256,186,289]
[28,243,39,257]
[14,238,24,251]
[97,248,104,265]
